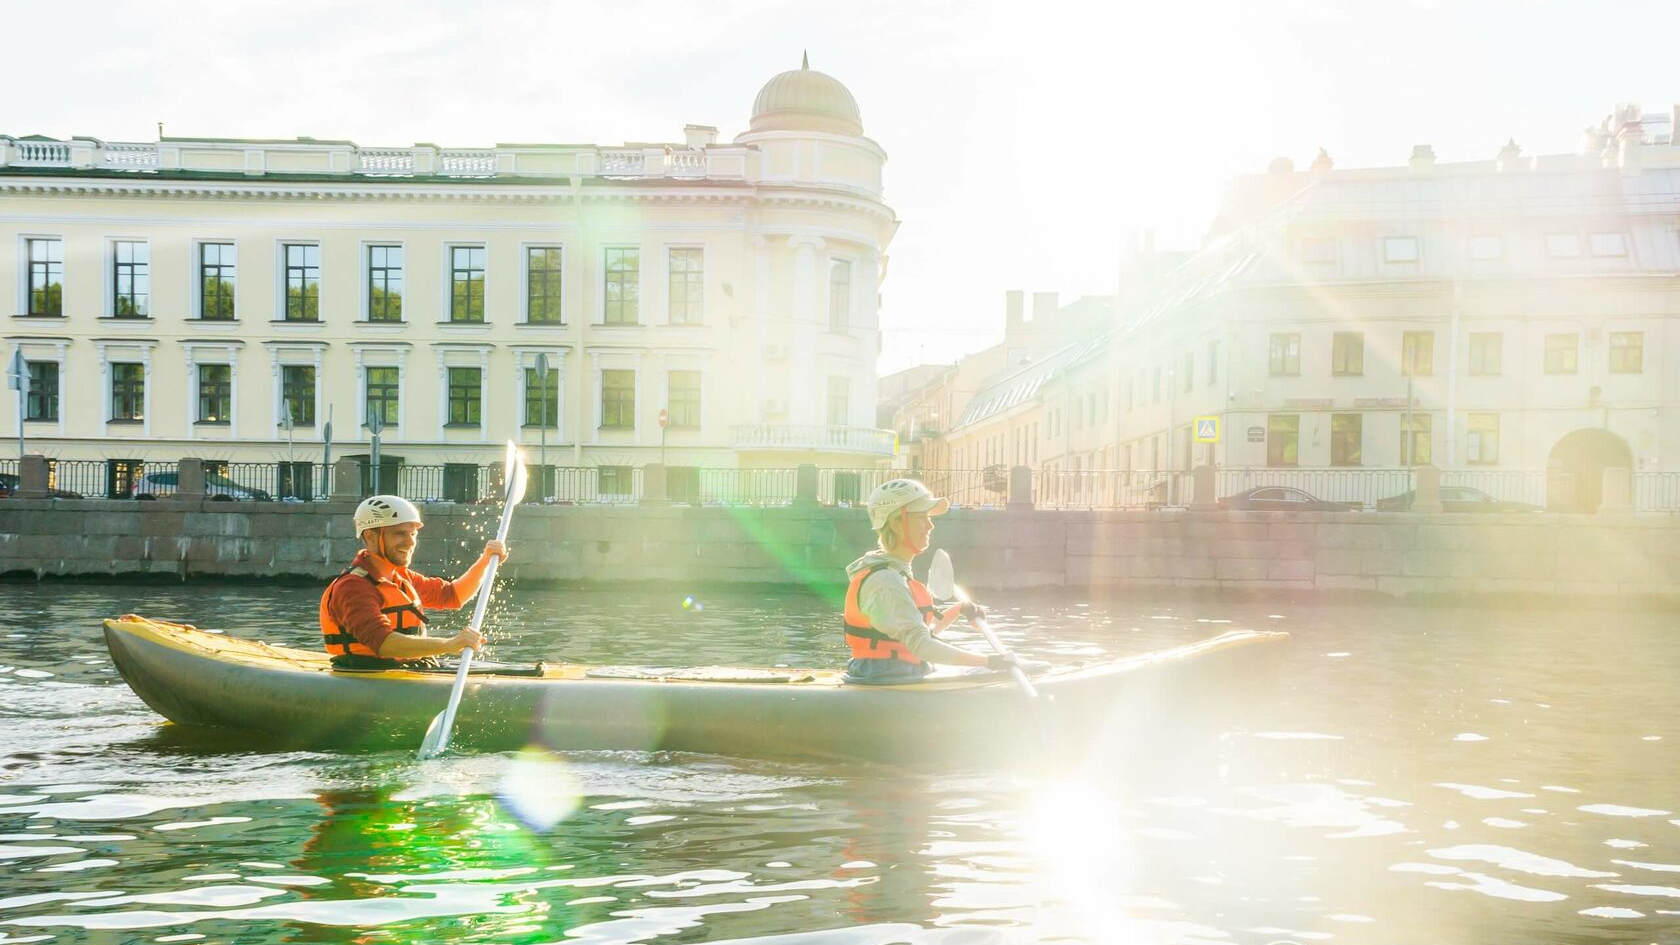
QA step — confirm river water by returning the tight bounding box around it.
[1,582,1678,944]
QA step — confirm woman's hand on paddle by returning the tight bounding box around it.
[960,601,987,622]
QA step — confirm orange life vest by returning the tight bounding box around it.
[319,564,428,660]
[842,561,939,664]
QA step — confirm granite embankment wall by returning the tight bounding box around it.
[2,500,1677,604]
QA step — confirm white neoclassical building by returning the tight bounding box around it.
[1,58,897,498]
[1106,103,1680,511]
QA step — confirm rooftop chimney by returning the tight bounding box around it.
[1005,290,1024,336]
[1311,147,1333,175]
[683,124,718,148]
[1408,144,1435,172]
[1032,291,1059,326]
[1496,138,1522,172]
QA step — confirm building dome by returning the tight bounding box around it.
[750,53,863,137]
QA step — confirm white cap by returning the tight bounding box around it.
[354,495,423,534]
[866,478,950,531]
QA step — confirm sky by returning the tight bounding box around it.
[5,0,1678,373]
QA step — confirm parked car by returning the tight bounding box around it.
[1376,486,1543,513]
[130,471,272,501]
[0,473,83,499]
[1217,486,1361,511]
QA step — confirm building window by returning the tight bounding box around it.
[1401,331,1434,377]
[1469,333,1503,375]
[26,238,63,316]
[1152,366,1162,404]
[367,245,404,321]
[111,362,145,421]
[599,465,633,497]
[827,376,850,427]
[281,365,316,426]
[112,241,150,318]
[1330,414,1362,466]
[365,366,399,427]
[284,244,320,321]
[668,248,703,325]
[1469,236,1504,260]
[199,243,236,320]
[449,246,486,323]
[1301,239,1337,264]
[527,247,564,324]
[1467,413,1499,465]
[601,369,635,429]
[1383,237,1419,263]
[1208,339,1220,385]
[1609,332,1643,374]
[524,367,558,427]
[1401,413,1432,465]
[442,464,480,504]
[604,247,640,325]
[829,259,852,332]
[1182,351,1193,391]
[1590,233,1628,257]
[445,367,482,426]
[1267,414,1299,467]
[195,364,231,423]
[668,370,700,429]
[25,361,58,421]
[1269,333,1301,376]
[1546,233,1581,258]
[1332,332,1364,376]
[1544,333,1578,375]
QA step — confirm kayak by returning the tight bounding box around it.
[102,615,1288,765]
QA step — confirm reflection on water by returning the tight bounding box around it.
[1,583,1678,943]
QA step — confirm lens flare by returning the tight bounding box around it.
[497,746,582,832]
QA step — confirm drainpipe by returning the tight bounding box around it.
[1444,278,1462,468]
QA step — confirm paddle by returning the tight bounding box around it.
[927,549,1039,698]
[418,441,529,759]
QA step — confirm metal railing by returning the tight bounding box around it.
[1635,472,1680,512]
[1217,466,1414,508]
[1036,469,1192,510]
[1440,469,1549,506]
[689,467,799,506]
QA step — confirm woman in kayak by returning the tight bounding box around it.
[319,495,509,669]
[841,479,1041,684]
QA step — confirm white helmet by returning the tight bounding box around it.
[354,495,422,534]
[866,478,950,531]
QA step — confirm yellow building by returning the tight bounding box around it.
[1,58,897,499]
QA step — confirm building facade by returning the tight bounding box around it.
[1107,104,1680,510]
[1,59,898,498]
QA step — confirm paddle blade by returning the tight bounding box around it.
[927,549,955,601]
[418,710,450,759]
[503,440,529,505]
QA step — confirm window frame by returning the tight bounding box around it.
[110,362,146,421]
[1266,414,1300,467]
[523,366,560,428]
[1401,331,1434,377]
[448,244,487,323]
[24,360,59,421]
[1400,412,1432,466]
[1468,332,1503,376]
[195,363,232,424]
[1331,331,1364,376]
[365,244,405,323]
[196,241,237,321]
[828,257,852,333]
[281,242,322,322]
[827,375,850,428]
[524,245,564,325]
[110,239,151,319]
[600,368,636,430]
[364,365,401,427]
[1268,333,1301,376]
[1467,412,1499,466]
[445,366,483,427]
[667,369,701,429]
[23,237,64,316]
[667,246,704,326]
[602,246,641,325]
[1383,236,1419,264]
[1609,331,1643,374]
[280,364,317,427]
[1543,333,1579,375]
[1330,413,1362,466]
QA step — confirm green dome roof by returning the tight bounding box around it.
[750,54,863,136]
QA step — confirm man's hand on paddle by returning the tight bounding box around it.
[482,539,509,564]
[449,627,486,654]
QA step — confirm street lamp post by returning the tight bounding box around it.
[281,401,295,498]
[7,350,26,460]
[367,404,384,494]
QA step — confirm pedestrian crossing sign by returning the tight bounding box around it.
[1194,416,1220,443]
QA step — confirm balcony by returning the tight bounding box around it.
[733,424,897,457]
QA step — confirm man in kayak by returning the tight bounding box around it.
[319,494,509,669]
[842,479,1043,683]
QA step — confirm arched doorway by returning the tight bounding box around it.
[1547,429,1632,512]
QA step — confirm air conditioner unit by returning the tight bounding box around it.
[762,398,787,417]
